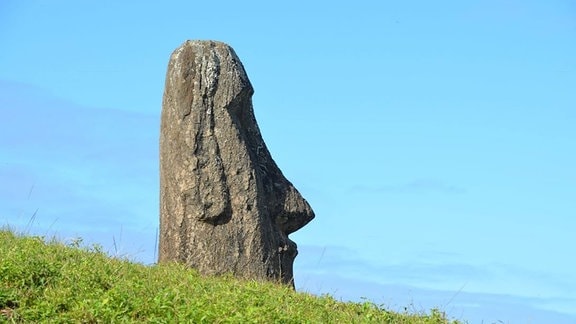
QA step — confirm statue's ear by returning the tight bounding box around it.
[182,182,231,226]
[182,135,232,226]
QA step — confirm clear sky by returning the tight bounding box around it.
[1,1,575,322]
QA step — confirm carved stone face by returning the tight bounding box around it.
[159,40,314,286]
[266,183,315,285]
[224,79,315,285]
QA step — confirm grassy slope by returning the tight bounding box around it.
[0,230,460,323]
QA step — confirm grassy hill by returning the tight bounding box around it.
[0,229,460,323]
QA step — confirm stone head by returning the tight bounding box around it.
[159,40,315,286]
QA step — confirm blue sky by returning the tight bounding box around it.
[1,1,575,322]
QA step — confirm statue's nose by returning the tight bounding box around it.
[276,186,315,235]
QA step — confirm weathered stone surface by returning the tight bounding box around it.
[159,40,314,286]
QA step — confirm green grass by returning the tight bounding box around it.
[0,229,461,323]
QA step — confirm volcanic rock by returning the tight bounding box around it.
[158,40,314,286]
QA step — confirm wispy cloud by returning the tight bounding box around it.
[294,244,576,323]
[296,272,576,324]
[349,179,467,195]
[296,245,487,288]
[1,80,159,262]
